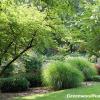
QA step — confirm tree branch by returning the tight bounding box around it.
[0,45,32,76]
[0,29,37,76]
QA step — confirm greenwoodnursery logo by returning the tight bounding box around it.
[65,94,100,99]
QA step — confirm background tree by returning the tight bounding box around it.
[0,0,55,75]
[0,0,99,75]
[0,0,74,75]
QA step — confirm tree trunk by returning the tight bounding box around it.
[0,45,32,76]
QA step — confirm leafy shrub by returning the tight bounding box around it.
[0,76,29,92]
[24,72,42,87]
[22,53,44,72]
[93,76,100,82]
[1,62,26,77]
[22,52,43,87]
[47,55,65,61]
[1,64,14,77]
[42,61,84,90]
[66,57,97,81]
[89,55,97,63]
[66,52,86,57]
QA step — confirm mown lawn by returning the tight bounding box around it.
[13,82,100,100]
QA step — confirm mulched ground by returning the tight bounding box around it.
[0,87,53,100]
[0,82,96,100]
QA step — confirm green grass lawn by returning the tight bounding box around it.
[14,82,100,100]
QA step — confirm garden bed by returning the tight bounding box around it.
[0,82,97,100]
[0,87,53,100]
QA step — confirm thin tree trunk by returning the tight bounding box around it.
[0,31,36,76]
[0,45,32,76]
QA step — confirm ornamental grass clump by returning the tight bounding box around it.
[42,61,84,90]
[66,57,97,81]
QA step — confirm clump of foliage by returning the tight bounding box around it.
[1,64,14,77]
[25,73,42,87]
[47,55,65,61]
[93,76,100,82]
[42,61,84,90]
[0,76,29,92]
[22,52,44,72]
[66,57,97,81]
[1,61,26,77]
[93,75,100,82]
[21,53,43,87]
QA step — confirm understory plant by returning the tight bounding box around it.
[42,61,84,90]
[66,57,97,81]
[0,76,29,92]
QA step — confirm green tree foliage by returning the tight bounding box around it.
[0,0,58,75]
[69,0,100,56]
[0,0,99,75]
[0,0,82,75]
